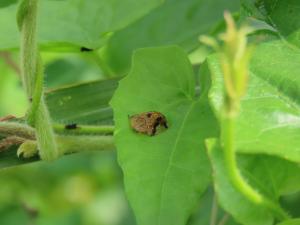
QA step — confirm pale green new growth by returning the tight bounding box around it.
[17,140,38,158]
[201,12,289,220]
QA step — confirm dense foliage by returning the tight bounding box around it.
[0,0,299,225]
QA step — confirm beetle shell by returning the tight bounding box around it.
[129,111,168,136]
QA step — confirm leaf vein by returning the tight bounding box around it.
[157,101,196,225]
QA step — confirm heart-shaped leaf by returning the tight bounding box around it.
[111,46,218,225]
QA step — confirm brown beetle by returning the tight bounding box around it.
[129,111,168,136]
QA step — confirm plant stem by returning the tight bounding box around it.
[18,0,38,96]
[56,135,115,154]
[26,54,44,125]
[18,135,115,158]
[0,122,114,139]
[34,99,60,160]
[53,123,114,135]
[91,51,115,77]
[222,113,262,204]
[0,136,26,151]
[0,122,35,139]
[0,52,21,76]
[222,112,290,220]
[18,0,59,161]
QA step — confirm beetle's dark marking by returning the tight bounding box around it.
[151,120,161,136]
[80,47,93,52]
[162,121,168,128]
[65,123,77,129]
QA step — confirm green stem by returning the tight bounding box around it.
[0,122,114,139]
[18,0,38,96]
[0,122,35,139]
[222,112,290,221]
[57,135,115,154]
[34,99,60,160]
[90,51,115,77]
[222,114,263,204]
[26,54,44,126]
[18,135,115,157]
[53,124,114,135]
[0,136,26,151]
[18,0,59,161]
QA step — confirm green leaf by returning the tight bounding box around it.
[202,40,300,163]
[242,0,300,47]
[101,0,240,75]
[207,139,300,224]
[240,156,300,196]
[188,187,240,225]
[0,0,17,8]
[0,60,27,117]
[206,140,300,223]
[110,46,218,225]
[262,0,300,47]
[44,55,103,89]
[277,219,300,225]
[281,192,300,219]
[47,78,118,125]
[240,0,266,21]
[206,139,274,225]
[0,0,163,50]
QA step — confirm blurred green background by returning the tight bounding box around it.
[0,51,137,225]
[0,0,299,221]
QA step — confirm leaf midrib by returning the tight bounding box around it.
[157,100,196,225]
